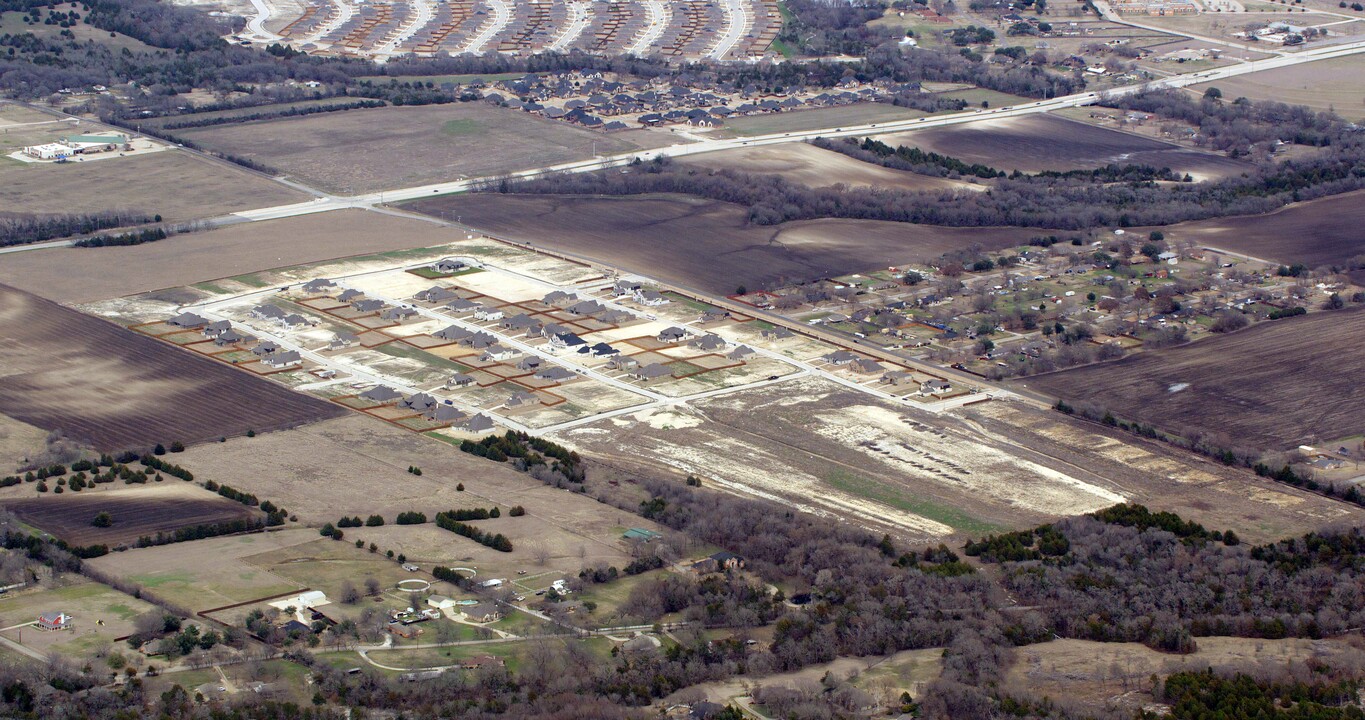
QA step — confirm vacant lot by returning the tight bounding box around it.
[1020,306,1365,451]
[175,104,673,194]
[683,142,980,192]
[1197,54,1365,120]
[0,209,465,304]
[0,150,306,223]
[2,484,259,547]
[0,284,345,450]
[873,114,1251,178]
[407,194,1036,293]
[1154,189,1365,268]
[174,414,665,578]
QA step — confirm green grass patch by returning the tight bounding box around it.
[228,272,272,289]
[441,119,487,137]
[410,266,486,280]
[375,343,472,373]
[662,291,714,312]
[823,469,1002,536]
[192,281,233,295]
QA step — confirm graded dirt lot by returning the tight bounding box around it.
[1154,189,1365,268]
[1193,54,1365,120]
[0,484,259,547]
[682,142,981,192]
[407,194,1037,293]
[872,114,1252,178]
[173,414,665,577]
[0,210,465,304]
[1018,306,1365,451]
[0,284,345,450]
[0,150,306,223]
[174,104,673,194]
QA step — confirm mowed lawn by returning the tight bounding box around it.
[174,104,675,194]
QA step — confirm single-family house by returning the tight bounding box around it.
[426,404,467,423]
[462,603,502,623]
[280,313,312,328]
[168,312,208,328]
[920,379,951,395]
[657,327,687,343]
[215,329,250,346]
[516,356,544,372]
[330,332,359,349]
[252,341,281,356]
[880,370,913,385]
[542,290,576,306]
[633,363,674,381]
[446,298,479,314]
[353,299,386,313]
[689,334,728,352]
[302,278,335,294]
[252,304,286,321]
[381,307,417,321]
[727,345,755,360]
[699,309,729,323]
[501,314,540,332]
[535,366,576,382]
[474,307,505,322]
[361,385,403,403]
[823,350,857,365]
[263,350,302,369]
[458,414,495,433]
[761,327,794,341]
[461,655,505,670]
[464,333,499,349]
[550,332,587,351]
[590,342,619,357]
[432,259,466,274]
[36,612,69,630]
[202,319,232,337]
[598,310,633,325]
[434,325,472,342]
[566,300,606,316]
[481,345,518,362]
[851,358,882,374]
[505,391,539,408]
[400,393,437,412]
[637,290,668,306]
[609,355,640,371]
[337,289,364,303]
[415,286,457,303]
[446,373,475,388]
[612,280,641,296]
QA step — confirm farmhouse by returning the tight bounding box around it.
[263,350,302,369]
[361,385,403,403]
[36,612,69,630]
[168,312,208,328]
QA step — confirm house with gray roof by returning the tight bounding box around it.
[400,393,437,411]
[360,385,402,403]
[251,304,286,320]
[263,350,302,369]
[381,307,417,321]
[446,373,475,388]
[446,298,479,313]
[689,334,728,352]
[352,299,385,313]
[823,350,857,365]
[337,289,364,303]
[459,414,495,433]
[202,319,232,337]
[169,312,208,328]
[415,286,457,303]
[657,327,687,343]
[632,363,674,381]
[252,341,281,356]
[434,325,471,342]
[535,366,576,382]
[426,404,467,423]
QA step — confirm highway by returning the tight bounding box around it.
[228,36,1365,217]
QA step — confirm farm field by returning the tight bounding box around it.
[871,114,1252,179]
[85,529,317,612]
[712,103,930,137]
[0,414,46,473]
[0,484,261,547]
[173,414,664,578]
[0,149,307,223]
[173,104,674,194]
[406,194,1037,294]
[681,142,982,192]
[1193,53,1365,120]
[0,210,465,304]
[1153,188,1365,268]
[1019,306,1365,451]
[0,284,346,450]
[0,578,159,661]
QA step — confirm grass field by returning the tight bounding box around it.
[1019,305,1365,451]
[138,97,377,129]
[714,103,930,137]
[0,149,307,223]
[406,193,1037,294]
[0,284,345,451]
[1190,55,1365,122]
[682,142,982,192]
[0,209,467,304]
[0,12,154,53]
[0,578,158,661]
[173,104,674,194]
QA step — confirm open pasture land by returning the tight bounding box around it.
[681,142,981,192]
[0,150,306,223]
[1191,55,1365,121]
[407,194,1037,294]
[713,103,931,137]
[0,210,465,304]
[174,414,664,577]
[1153,189,1365,268]
[86,530,316,612]
[0,414,46,474]
[0,284,345,450]
[1020,307,1365,452]
[174,104,672,194]
[0,578,159,660]
[872,114,1252,178]
[1,484,260,547]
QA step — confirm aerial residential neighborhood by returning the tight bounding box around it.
[0,0,1363,716]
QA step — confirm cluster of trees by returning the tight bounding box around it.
[1,210,152,248]
[134,518,267,549]
[395,511,426,525]
[73,226,167,248]
[204,480,257,506]
[460,431,585,484]
[1115,89,1342,154]
[139,453,193,481]
[154,99,384,130]
[336,515,385,527]
[1146,669,1365,720]
[433,512,512,552]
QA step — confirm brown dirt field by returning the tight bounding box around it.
[1017,305,1365,451]
[0,284,346,451]
[1151,189,1365,268]
[174,104,674,194]
[0,150,306,223]
[0,414,47,473]
[0,209,464,304]
[172,414,668,576]
[872,114,1252,178]
[681,142,982,192]
[1,483,259,547]
[406,193,1038,294]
